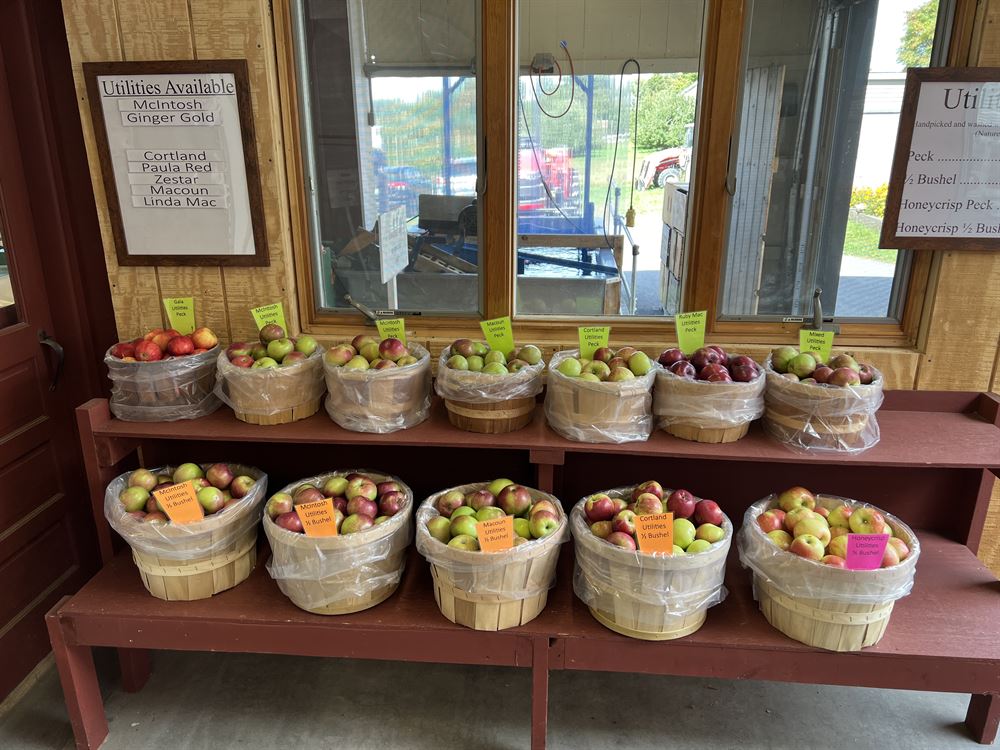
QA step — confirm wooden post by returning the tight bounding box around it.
[531,636,549,750]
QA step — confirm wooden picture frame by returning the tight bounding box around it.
[83,59,268,266]
[881,67,1000,252]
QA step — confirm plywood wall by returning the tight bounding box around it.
[62,0,298,345]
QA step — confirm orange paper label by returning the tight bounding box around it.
[153,482,204,525]
[296,499,339,537]
[635,512,674,554]
[477,515,515,553]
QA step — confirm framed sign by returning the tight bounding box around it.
[882,67,1000,251]
[83,60,268,266]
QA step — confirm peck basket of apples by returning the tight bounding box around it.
[262,470,413,615]
[571,482,731,640]
[763,347,884,453]
[105,326,222,421]
[215,324,326,425]
[104,462,267,601]
[435,339,546,434]
[544,347,658,443]
[652,345,765,443]
[415,480,569,630]
[323,335,431,433]
[737,486,919,652]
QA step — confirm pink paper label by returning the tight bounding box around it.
[846,534,890,570]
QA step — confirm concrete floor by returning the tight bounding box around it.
[0,650,984,750]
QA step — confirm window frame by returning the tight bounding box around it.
[277,0,969,349]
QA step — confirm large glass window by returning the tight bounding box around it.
[514,0,705,317]
[295,0,481,316]
[720,0,943,321]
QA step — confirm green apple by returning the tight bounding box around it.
[344,355,370,370]
[450,506,477,520]
[448,534,480,551]
[827,535,848,558]
[793,516,831,546]
[508,359,530,373]
[788,353,817,378]
[173,463,204,483]
[579,373,602,382]
[427,516,451,544]
[671,544,686,556]
[471,342,489,357]
[766,529,793,550]
[467,355,484,372]
[528,510,561,539]
[487,478,515,496]
[582,360,611,379]
[119,486,150,512]
[517,345,542,365]
[322,476,348,497]
[251,357,279,368]
[359,342,380,362]
[397,355,419,367]
[513,518,531,539]
[485,350,507,365]
[557,358,582,377]
[482,362,508,375]
[673,517,696,549]
[450,515,479,538]
[686,539,712,554]
[770,346,798,373]
[476,506,506,522]
[267,338,295,361]
[447,354,469,370]
[695,523,725,543]
[294,335,318,356]
[627,351,652,376]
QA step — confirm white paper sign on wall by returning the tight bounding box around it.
[378,205,409,284]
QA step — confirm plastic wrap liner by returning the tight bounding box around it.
[544,349,657,443]
[571,489,729,639]
[324,344,431,433]
[652,364,764,442]
[105,345,221,422]
[433,348,545,402]
[264,470,413,614]
[214,347,326,424]
[762,357,884,454]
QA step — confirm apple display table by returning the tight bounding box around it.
[50,393,1000,749]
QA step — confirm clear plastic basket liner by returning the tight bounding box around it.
[434,349,545,403]
[544,350,658,443]
[105,346,221,422]
[415,483,569,600]
[214,348,327,417]
[737,494,919,604]
[652,365,765,429]
[263,470,413,611]
[762,357,884,454]
[104,463,268,560]
[324,344,431,433]
[570,490,729,616]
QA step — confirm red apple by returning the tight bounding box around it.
[668,360,696,378]
[143,512,168,524]
[134,340,163,362]
[266,493,293,519]
[697,363,728,381]
[592,346,615,363]
[205,463,234,489]
[377,481,402,495]
[756,510,784,534]
[227,342,251,358]
[378,337,408,362]
[230,476,255,499]
[378,491,405,517]
[888,537,910,561]
[881,544,901,568]
[731,364,758,382]
[276,511,304,533]
[633,493,664,515]
[606,531,637,550]
[111,342,136,359]
[657,348,685,367]
[295,487,326,505]
[631,480,664,501]
[331,497,348,515]
[347,497,378,518]
[610,498,628,514]
[812,365,834,384]
[143,328,164,342]
[497,484,532,516]
[231,355,254,368]
[821,555,847,568]
[693,499,724,526]
[706,371,733,383]
[435,490,466,517]
[828,367,862,387]
[858,364,877,385]
[729,354,755,369]
[259,323,285,343]
[584,493,617,523]
[612,510,637,535]
[690,347,722,370]
[151,331,178,350]
[166,335,195,357]
[707,345,728,362]
[666,489,697,519]
[191,327,218,350]
[466,489,496,511]
[341,513,375,534]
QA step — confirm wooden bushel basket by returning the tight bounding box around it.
[416,483,568,631]
[216,350,326,426]
[544,350,656,443]
[570,492,730,640]
[443,396,536,434]
[324,344,432,433]
[263,471,413,615]
[763,360,884,452]
[653,367,765,444]
[738,494,919,652]
[104,463,268,601]
[105,345,221,421]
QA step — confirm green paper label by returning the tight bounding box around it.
[250,302,287,332]
[578,326,610,360]
[800,329,834,363]
[376,318,407,345]
[674,311,707,355]
[480,316,515,358]
[162,297,195,335]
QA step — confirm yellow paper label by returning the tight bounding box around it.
[799,329,834,364]
[635,512,675,554]
[578,326,610,360]
[250,302,287,333]
[480,316,515,358]
[296,499,339,537]
[375,318,407,345]
[674,311,707,355]
[162,298,195,335]
[477,515,515,553]
[153,482,204,525]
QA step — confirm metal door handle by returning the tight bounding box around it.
[38,330,64,391]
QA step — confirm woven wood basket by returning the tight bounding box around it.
[762,359,884,452]
[103,463,268,601]
[416,483,568,631]
[105,345,221,421]
[324,344,431,433]
[652,367,765,444]
[571,491,730,640]
[263,470,413,615]
[216,350,326,426]
[738,494,920,652]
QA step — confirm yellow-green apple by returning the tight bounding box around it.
[227,342,251,358]
[397,355,419,367]
[849,507,886,535]
[666,489,697,519]
[632,480,664,501]
[766,530,793,550]
[822,555,846,568]
[627,352,652,376]
[466,489,496,511]
[517,345,542,365]
[770,346,798,372]
[190,477,211,490]
[173,463,204,483]
[267,338,295,361]
[756,510,784,534]
[435,489,466,516]
[881,544,901,568]
[528,500,558,517]
[607,366,636,382]
[589,520,612,539]
[788,353,817,378]
[616,346,638,360]
[793,516,831,547]
[633,493,664,515]
[343,355,369,372]
[450,506,476,520]
[476,506,506,522]
[341,513,374,534]
[672,545,686,555]
[583,360,611,379]
[320,476,347,497]
[359,342,380,362]
[694,499,724,526]
[578,373,601,383]
[557,358,582,377]
[128,468,158,492]
[252,357,279,369]
[450,515,478,538]
[482,362,508,375]
[696,523,725,543]
[686,539,712,554]
[778,486,816,512]
[789,534,825,560]
[447,354,468,370]
[484,350,506,365]
[828,353,859,371]
[888,537,910,561]
[119,486,150,513]
[829,526,849,540]
[612,510,637,535]
[529,511,560,538]
[514,518,532,539]
[294,335,317,356]
[205,463,234,489]
[784,507,815,532]
[487,478,515,497]
[584,493,616,523]
[197,487,225,514]
[427,517,451,543]
[448,534,479,550]
[498,485,532,516]
[827,504,853,529]
[346,477,377,501]
[230,476,255,498]
[827,535,848,558]
[606,531,637,550]
[673,517,696,549]
[265,493,293,519]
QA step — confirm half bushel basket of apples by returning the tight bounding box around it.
[763,347,884,453]
[104,462,268,601]
[214,324,326,425]
[737,486,919,652]
[435,338,546,434]
[652,345,765,443]
[262,470,413,615]
[415,479,569,630]
[571,481,731,640]
[105,326,222,421]
[544,347,658,443]
[323,335,431,433]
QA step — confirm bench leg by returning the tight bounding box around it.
[966,693,1000,744]
[531,636,549,750]
[46,600,108,750]
[117,648,151,693]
